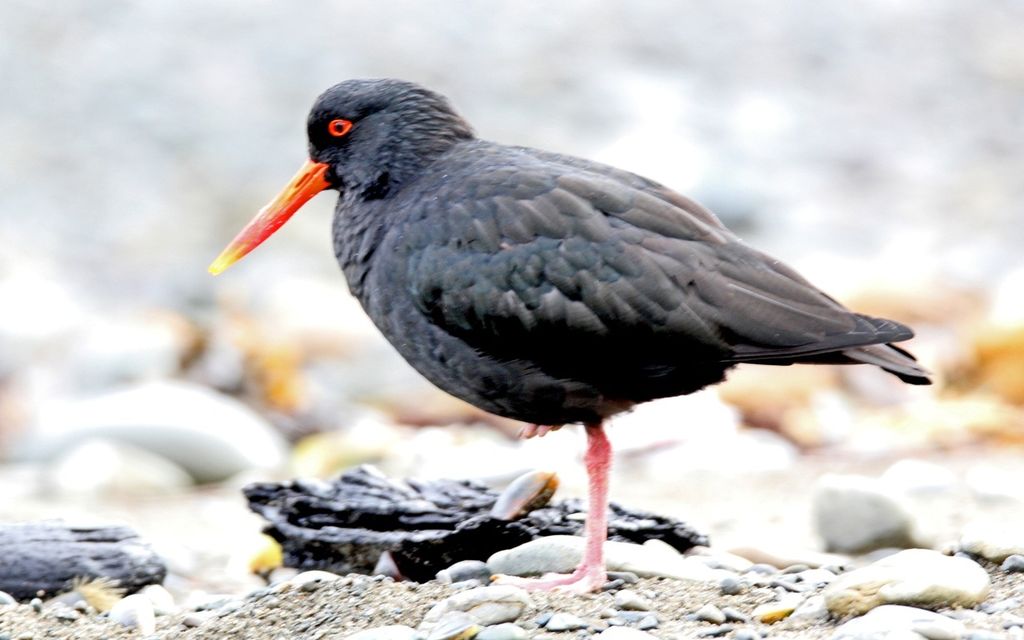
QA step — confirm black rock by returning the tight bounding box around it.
[244,465,707,581]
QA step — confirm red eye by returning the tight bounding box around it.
[328,119,353,137]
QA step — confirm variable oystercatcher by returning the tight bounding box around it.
[210,79,930,592]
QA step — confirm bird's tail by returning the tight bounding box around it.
[843,342,931,385]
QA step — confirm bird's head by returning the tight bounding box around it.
[209,79,473,275]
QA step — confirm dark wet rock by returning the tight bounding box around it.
[245,465,706,581]
[0,522,166,601]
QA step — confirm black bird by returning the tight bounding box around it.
[210,79,930,592]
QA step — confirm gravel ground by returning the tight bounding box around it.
[1,566,1022,640]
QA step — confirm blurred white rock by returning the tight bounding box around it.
[0,270,86,375]
[64,312,196,390]
[13,381,287,483]
[965,464,1023,503]
[812,474,919,553]
[42,438,193,497]
[879,459,958,495]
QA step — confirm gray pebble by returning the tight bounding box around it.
[53,608,80,622]
[607,572,640,584]
[782,564,810,574]
[437,561,492,585]
[30,598,43,613]
[719,576,746,595]
[544,613,588,632]
[476,623,528,640]
[695,625,735,638]
[637,615,659,630]
[1002,555,1024,573]
[748,563,778,575]
[694,604,727,624]
[183,612,214,627]
[535,612,553,627]
[617,611,650,623]
[1004,615,1024,629]
[732,630,761,640]
[614,589,652,611]
[0,591,15,606]
[721,608,750,623]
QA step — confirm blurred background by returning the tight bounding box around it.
[1,0,1023,596]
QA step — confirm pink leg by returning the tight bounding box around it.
[495,422,611,592]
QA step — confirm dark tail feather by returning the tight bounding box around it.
[843,343,932,385]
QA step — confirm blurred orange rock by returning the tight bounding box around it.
[971,325,1024,405]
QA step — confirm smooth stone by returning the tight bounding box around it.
[732,545,851,571]
[289,570,344,589]
[636,615,659,630]
[687,547,754,573]
[487,536,722,582]
[1002,555,1024,573]
[693,604,727,624]
[812,474,919,553]
[798,568,838,586]
[437,561,492,585]
[880,460,958,495]
[595,628,660,640]
[720,576,746,595]
[614,590,652,611]
[696,625,734,638]
[427,614,482,640]
[0,591,15,605]
[139,584,175,615]
[476,623,528,640]
[753,594,803,623]
[108,594,156,634]
[960,523,1024,562]
[790,595,829,621]
[43,438,193,497]
[732,630,761,640]
[824,549,990,616]
[544,613,588,631]
[831,605,966,640]
[345,625,421,640]
[14,381,288,483]
[420,586,531,630]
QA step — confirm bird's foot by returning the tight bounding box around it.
[519,423,562,439]
[492,566,607,593]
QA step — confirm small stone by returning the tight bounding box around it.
[960,523,1024,562]
[544,613,588,631]
[962,633,1004,640]
[606,571,640,584]
[747,563,778,575]
[476,623,528,640]
[797,568,837,586]
[636,615,659,630]
[831,605,965,640]
[595,628,659,640]
[790,595,829,621]
[0,591,15,606]
[420,586,531,630]
[108,594,156,634]
[694,604,727,624]
[30,598,43,613]
[719,576,746,595]
[183,611,214,627]
[695,625,734,638]
[614,590,652,611]
[490,470,559,520]
[824,549,991,616]
[812,474,918,553]
[487,536,721,583]
[732,630,761,640]
[753,595,803,623]
[721,608,749,623]
[437,561,492,585]
[53,608,80,622]
[1002,555,1024,573]
[140,584,175,615]
[427,614,482,640]
[290,569,344,590]
[345,625,421,640]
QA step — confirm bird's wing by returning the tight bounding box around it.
[401,161,909,368]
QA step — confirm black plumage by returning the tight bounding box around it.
[314,79,928,426]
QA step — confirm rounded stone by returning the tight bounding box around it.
[614,589,652,611]
[824,549,990,616]
[475,623,528,640]
[344,625,421,640]
[812,474,918,553]
[831,605,965,640]
[108,594,156,634]
[544,613,588,631]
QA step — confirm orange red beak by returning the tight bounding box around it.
[208,160,331,275]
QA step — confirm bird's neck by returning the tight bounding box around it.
[332,197,389,300]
